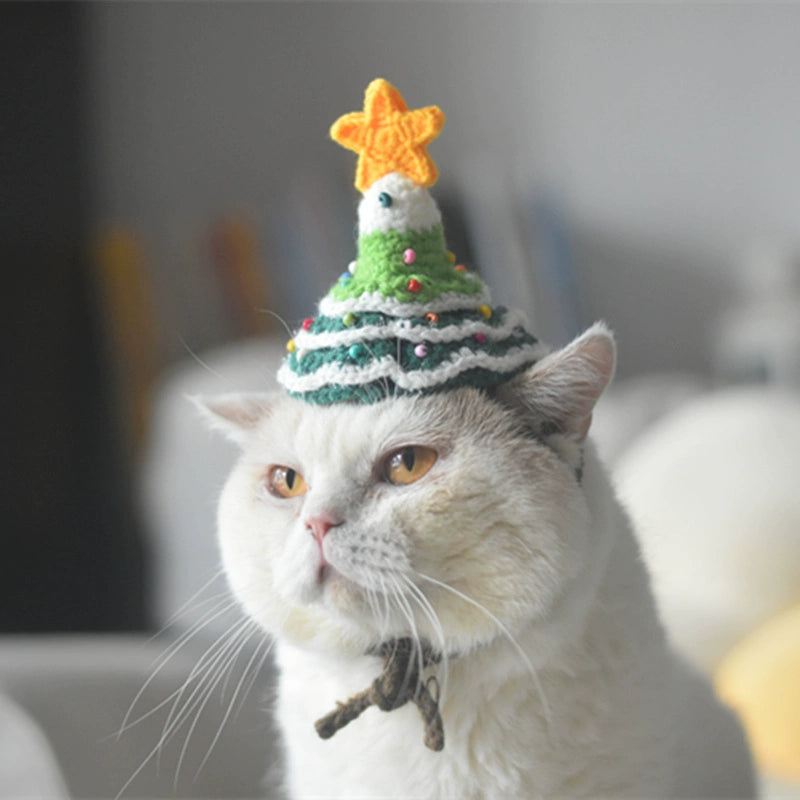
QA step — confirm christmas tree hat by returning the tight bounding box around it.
[277,78,545,404]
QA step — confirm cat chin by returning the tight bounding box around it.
[279,610,374,657]
[276,568,393,647]
[319,567,372,614]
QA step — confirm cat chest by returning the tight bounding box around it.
[273,646,547,798]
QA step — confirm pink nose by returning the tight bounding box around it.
[306,514,341,547]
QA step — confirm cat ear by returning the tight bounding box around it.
[499,322,616,445]
[193,392,275,446]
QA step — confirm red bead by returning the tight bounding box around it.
[454,264,467,272]
[407,278,422,294]
[474,333,487,344]
[302,317,314,331]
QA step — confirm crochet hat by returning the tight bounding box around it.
[277,78,545,404]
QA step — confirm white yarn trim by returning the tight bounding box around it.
[277,340,545,394]
[293,307,531,350]
[358,173,441,235]
[319,285,490,319]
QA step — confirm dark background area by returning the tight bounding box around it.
[1,3,148,632]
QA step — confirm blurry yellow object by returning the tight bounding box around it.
[93,228,160,457]
[209,216,274,336]
[716,601,800,781]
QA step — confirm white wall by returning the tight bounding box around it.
[86,2,800,375]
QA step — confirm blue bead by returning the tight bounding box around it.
[348,344,365,360]
[378,192,393,208]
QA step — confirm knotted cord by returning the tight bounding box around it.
[314,637,445,751]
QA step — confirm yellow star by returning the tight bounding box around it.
[330,79,445,193]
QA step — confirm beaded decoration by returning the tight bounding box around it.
[277,79,545,405]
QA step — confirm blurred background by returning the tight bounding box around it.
[3,2,800,797]
[6,0,800,631]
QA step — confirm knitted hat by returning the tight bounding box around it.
[277,78,545,405]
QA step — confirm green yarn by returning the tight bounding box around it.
[330,225,481,304]
[358,226,447,274]
[287,361,535,406]
[276,172,545,405]
[304,307,513,336]
[288,338,396,374]
[286,324,537,378]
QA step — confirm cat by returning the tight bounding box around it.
[201,322,756,799]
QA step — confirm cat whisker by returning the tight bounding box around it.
[189,606,288,785]
[146,612,258,786]
[385,572,426,689]
[358,338,392,404]
[414,570,552,729]
[163,616,258,769]
[117,586,239,740]
[260,308,295,339]
[365,582,389,641]
[114,606,235,741]
[175,618,265,785]
[178,337,233,385]
[374,574,392,639]
[156,567,229,633]
[113,610,249,799]
[192,630,276,781]
[398,573,450,704]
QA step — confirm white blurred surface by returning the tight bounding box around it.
[0,635,279,799]
[0,693,68,799]
[614,388,800,673]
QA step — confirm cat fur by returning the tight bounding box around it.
[203,323,755,799]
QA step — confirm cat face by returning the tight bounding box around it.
[204,324,615,660]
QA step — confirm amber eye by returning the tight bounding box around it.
[383,446,437,486]
[267,466,307,498]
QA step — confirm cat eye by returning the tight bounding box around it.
[383,446,437,486]
[267,465,308,499]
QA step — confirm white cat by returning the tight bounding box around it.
[203,323,755,799]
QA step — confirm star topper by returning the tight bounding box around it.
[330,79,446,193]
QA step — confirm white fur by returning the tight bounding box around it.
[207,325,755,799]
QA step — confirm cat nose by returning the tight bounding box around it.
[306,514,342,547]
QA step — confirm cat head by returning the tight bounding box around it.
[201,324,615,661]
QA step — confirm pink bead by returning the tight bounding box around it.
[403,248,417,265]
[414,344,428,358]
[474,333,487,344]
